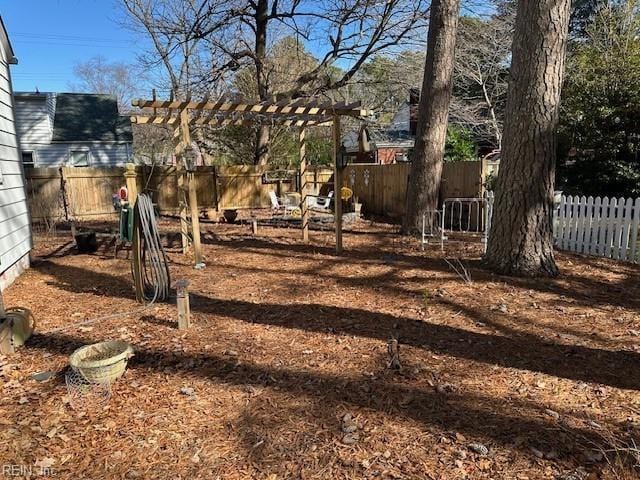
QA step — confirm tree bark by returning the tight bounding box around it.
[254,0,270,166]
[484,0,571,277]
[403,0,460,234]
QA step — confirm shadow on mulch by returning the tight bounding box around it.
[197,232,640,312]
[30,260,640,391]
[26,327,632,473]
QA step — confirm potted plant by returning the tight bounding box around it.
[223,209,238,223]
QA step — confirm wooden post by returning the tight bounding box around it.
[180,109,204,267]
[173,126,189,255]
[175,279,191,330]
[333,116,343,255]
[299,127,309,242]
[124,163,138,206]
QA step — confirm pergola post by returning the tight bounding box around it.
[333,115,343,255]
[173,125,189,254]
[299,127,309,243]
[179,109,204,267]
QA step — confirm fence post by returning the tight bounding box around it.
[124,163,138,206]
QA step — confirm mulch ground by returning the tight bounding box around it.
[2,215,640,479]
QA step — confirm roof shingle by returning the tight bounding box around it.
[52,93,132,143]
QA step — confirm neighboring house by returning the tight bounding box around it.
[0,17,31,290]
[344,88,419,164]
[14,92,133,168]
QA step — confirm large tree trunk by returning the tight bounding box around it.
[402,0,460,234]
[484,0,571,277]
[255,125,270,166]
[254,0,270,166]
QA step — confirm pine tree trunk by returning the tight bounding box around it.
[484,0,571,277]
[254,0,270,166]
[402,0,460,234]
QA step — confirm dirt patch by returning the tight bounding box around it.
[1,218,640,479]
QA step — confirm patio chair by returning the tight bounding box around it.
[269,190,299,216]
[306,191,334,211]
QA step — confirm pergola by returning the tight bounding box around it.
[130,96,373,261]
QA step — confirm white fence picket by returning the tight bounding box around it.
[598,197,610,257]
[560,196,573,250]
[589,196,602,256]
[619,197,634,261]
[630,198,640,261]
[576,195,588,253]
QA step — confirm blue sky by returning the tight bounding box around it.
[2,1,493,95]
[2,0,147,92]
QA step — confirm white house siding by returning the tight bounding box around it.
[0,38,31,290]
[14,96,51,145]
[27,142,131,167]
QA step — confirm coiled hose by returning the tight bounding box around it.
[131,194,171,303]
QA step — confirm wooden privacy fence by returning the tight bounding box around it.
[25,166,218,221]
[340,161,485,217]
[24,161,486,222]
[554,195,640,262]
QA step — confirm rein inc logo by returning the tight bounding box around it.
[2,461,56,477]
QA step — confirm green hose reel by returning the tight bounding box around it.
[118,202,134,242]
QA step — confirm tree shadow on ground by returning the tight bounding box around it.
[198,232,640,312]
[35,260,640,391]
[26,329,625,471]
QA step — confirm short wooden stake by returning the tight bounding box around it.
[251,218,258,235]
[175,279,191,330]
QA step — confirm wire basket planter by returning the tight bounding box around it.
[69,340,134,384]
[65,340,133,410]
[65,367,111,410]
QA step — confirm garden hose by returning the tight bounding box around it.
[131,194,171,304]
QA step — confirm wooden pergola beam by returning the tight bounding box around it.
[131,97,372,118]
[131,115,332,128]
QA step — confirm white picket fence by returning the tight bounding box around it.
[554,195,640,262]
[424,193,640,262]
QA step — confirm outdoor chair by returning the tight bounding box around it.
[269,190,299,216]
[306,191,334,211]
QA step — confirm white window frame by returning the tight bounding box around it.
[21,150,35,167]
[69,148,91,167]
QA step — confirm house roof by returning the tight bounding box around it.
[344,126,415,153]
[0,16,17,64]
[367,129,415,148]
[52,93,132,143]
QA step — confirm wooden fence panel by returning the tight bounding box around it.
[24,161,485,221]
[441,161,483,199]
[24,168,64,222]
[62,167,124,220]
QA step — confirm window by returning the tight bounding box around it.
[69,150,89,167]
[21,151,34,167]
